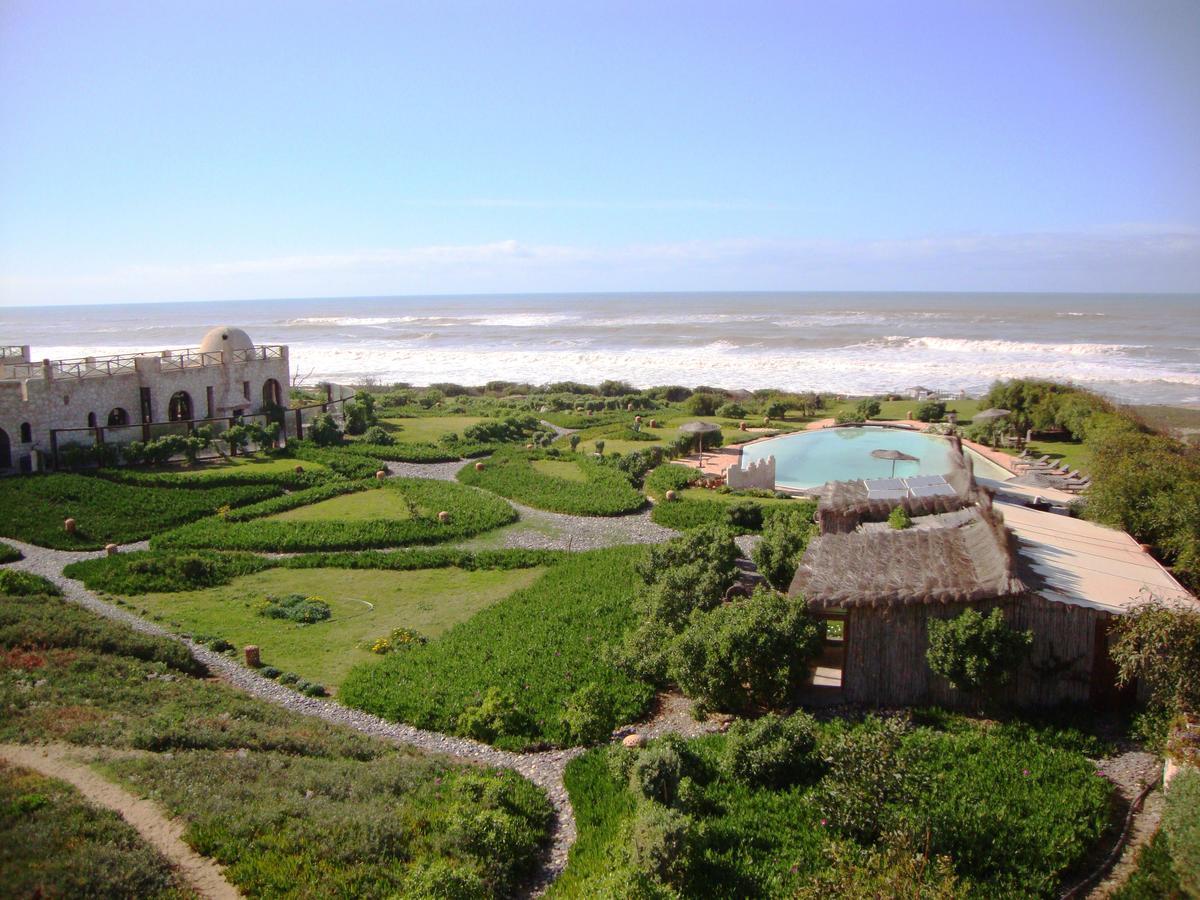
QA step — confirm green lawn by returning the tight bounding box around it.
[530,459,589,482]
[128,566,546,689]
[567,415,799,456]
[268,488,414,522]
[1000,436,1093,475]
[378,415,487,442]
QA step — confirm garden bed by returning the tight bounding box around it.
[457,449,645,516]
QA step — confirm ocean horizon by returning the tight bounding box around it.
[3,291,1198,406]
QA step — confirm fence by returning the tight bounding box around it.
[48,389,351,469]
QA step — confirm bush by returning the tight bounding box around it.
[64,550,269,594]
[257,593,332,624]
[667,587,824,713]
[259,665,281,679]
[628,801,692,888]
[716,402,746,418]
[685,393,722,416]
[404,858,486,899]
[915,400,946,422]
[752,505,815,591]
[629,746,683,805]
[0,543,22,564]
[926,608,1033,694]
[817,716,920,843]
[458,687,531,743]
[1162,769,1200,897]
[359,425,395,445]
[560,683,618,746]
[888,506,912,530]
[307,413,343,446]
[722,712,820,788]
[1110,598,1200,717]
[724,499,763,531]
[0,570,61,597]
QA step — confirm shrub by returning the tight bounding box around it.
[628,801,692,888]
[359,425,395,445]
[817,716,920,843]
[560,682,618,746]
[629,746,683,805]
[721,712,820,788]
[1110,598,1200,717]
[752,506,815,591]
[686,393,721,416]
[724,499,763,531]
[887,506,912,530]
[915,400,947,422]
[667,587,824,713]
[0,543,22,564]
[926,608,1033,694]
[0,570,61,597]
[259,665,281,679]
[716,402,746,418]
[369,627,429,654]
[307,413,343,446]
[64,550,269,594]
[644,463,698,497]
[458,687,531,743]
[1162,769,1200,897]
[404,858,486,899]
[257,593,332,624]
[856,398,882,419]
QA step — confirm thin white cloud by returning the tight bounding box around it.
[2,227,1198,306]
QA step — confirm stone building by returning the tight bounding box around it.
[0,326,289,472]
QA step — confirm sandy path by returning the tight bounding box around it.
[0,743,241,900]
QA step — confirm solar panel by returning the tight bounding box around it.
[866,488,909,501]
[863,478,905,491]
[904,474,947,487]
[909,483,957,498]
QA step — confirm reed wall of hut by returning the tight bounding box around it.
[840,593,1113,709]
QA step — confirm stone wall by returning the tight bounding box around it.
[726,454,775,491]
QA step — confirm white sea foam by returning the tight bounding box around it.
[879,336,1142,356]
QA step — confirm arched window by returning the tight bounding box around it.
[168,391,193,422]
[20,422,32,443]
[107,408,129,427]
[0,428,10,469]
[87,412,98,428]
[262,378,282,408]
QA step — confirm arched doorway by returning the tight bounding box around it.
[262,378,282,408]
[0,428,10,469]
[168,391,193,422]
[107,408,129,427]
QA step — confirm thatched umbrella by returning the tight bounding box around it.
[870,448,920,477]
[972,408,1011,423]
[679,421,722,468]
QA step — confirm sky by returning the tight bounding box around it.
[1,0,1198,306]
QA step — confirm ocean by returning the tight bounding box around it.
[2,292,1198,405]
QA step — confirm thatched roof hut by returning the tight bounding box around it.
[790,505,1025,610]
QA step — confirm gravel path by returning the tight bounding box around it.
[382,458,473,481]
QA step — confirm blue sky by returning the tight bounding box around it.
[2,0,1198,305]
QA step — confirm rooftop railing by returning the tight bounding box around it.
[2,344,286,380]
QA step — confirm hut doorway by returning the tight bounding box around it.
[801,611,846,706]
[0,428,10,469]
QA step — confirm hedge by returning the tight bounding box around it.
[151,479,517,552]
[340,546,655,750]
[650,495,815,534]
[457,449,645,516]
[0,474,282,550]
[94,464,329,490]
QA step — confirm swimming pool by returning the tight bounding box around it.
[740,426,1014,490]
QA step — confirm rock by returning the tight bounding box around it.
[622,733,646,749]
[375,470,386,480]
[665,490,677,501]
[526,443,534,449]
[739,421,747,431]
[105,543,119,556]
[474,461,485,471]
[438,510,451,524]
[63,518,76,534]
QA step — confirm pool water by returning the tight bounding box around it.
[740,426,1013,490]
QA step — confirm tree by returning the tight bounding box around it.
[686,392,721,416]
[752,506,815,591]
[855,398,882,420]
[307,413,342,447]
[926,608,1032,694]
[568,433,581,452]
[915,401,946,422]
[594,439,606,457]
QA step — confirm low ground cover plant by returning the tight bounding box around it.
[0,590,553,898]
[0,543,23,563]
[552,716,1112,898]
[152,479,517,551]
[0,765,192,898]
[257,593,332,624]
[0,570,61,597]
[341,546,655,750]
[457,448,645,516]
[0,473,281,550]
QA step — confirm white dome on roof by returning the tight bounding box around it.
[200,326,254,355]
